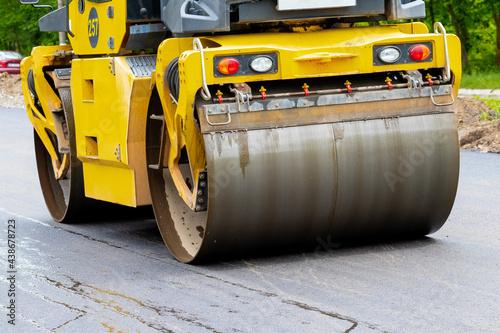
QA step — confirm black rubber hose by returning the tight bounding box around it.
[166,57,180,102]
[27,68,39,103]
[27,67,45,117]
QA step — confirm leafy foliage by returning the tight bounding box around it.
[0,0,499,74]
[476,97,500,118]
[0,0,59,56]
[422,0,500,72]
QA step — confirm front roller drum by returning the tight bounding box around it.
[149,112,459,263]
[34,88,89,222]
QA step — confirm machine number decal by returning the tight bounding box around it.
[88,7,99,48]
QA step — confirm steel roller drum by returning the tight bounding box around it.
[154,111,459,263]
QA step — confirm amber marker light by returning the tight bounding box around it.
[217,58,240,75]
[408,44,431,61]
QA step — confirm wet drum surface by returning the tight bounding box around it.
[158,112,459,262]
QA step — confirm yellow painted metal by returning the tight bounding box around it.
[154,38,209,209]
[54,154,70,180]
[21,44,152,207]
[154,22,462,210]
[194,23,460,84]
[22,18,461,214]
[67,0,127,55]
[20,45,73,179]
[71,57,152,206]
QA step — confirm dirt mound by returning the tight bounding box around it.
[0,73,24,109]
[456,97,496,127]
[459,124,500,153]
[456,97,500,153]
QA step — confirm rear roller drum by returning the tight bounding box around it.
[148,166,208,263]
[148,111,459,263]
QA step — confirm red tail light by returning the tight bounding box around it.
[408,44,431,61]
[217,58,240,75]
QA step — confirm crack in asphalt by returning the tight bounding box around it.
[17,313,53,333]
[36,236,375,332]
[0,208,126,250]
[189,270,279,298]
[53,313,86,331]
[40,274,173,332]
[8,208,383,332]
[282,299,358,332]
[184,269,388,332]
[17,276,88,332]
[63,229,124,249]
[40,274,221,333]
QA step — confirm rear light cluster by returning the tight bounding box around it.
[217,58,240,75]
[378,47,401,64]
[249,56,274,73]
[214,53,278,77]
[408,44,431,61]
[373,42,433,66]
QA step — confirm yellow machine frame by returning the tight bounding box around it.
[21,22,461,209]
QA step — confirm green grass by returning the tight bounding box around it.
[475,96,500,120]
[461,72,500,89]
[480,110,490,121]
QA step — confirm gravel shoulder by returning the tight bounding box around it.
[0,73,25,109]
[2,73,498,153]
[456,97,500,153]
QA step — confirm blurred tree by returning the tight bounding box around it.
[0,0,59,55]
[488,2,500,66]
[445,0,470,66]
[428,0,435,24]
[423,0,499,71]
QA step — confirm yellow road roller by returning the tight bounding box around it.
[19,0,461,263]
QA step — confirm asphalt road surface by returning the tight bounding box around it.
[1,107,499,333]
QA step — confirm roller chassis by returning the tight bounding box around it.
[20,1,461,262]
